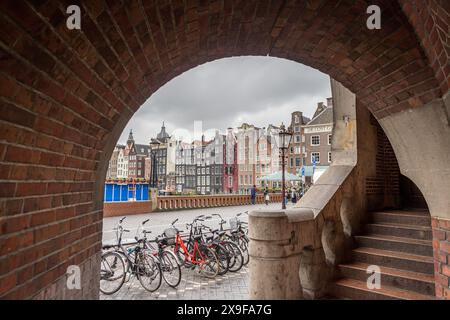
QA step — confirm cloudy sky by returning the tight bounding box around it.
[119,56,331,145]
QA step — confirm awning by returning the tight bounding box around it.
[296,166,330,177]
[257,171,302,182]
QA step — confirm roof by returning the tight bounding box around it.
[156,122,170,142]
[307,107,333,126]
[135,144,150,155]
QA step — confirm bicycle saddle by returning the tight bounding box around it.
[193,234,203,241]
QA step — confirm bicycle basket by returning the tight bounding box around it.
[163,227,177,245]
[229,218,238,230]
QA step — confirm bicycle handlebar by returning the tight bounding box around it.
[119,217,126,223]
[142,219,149,225]
[171,218,179,225]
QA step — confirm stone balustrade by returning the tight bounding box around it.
[249,166,358,299]
[249,81,366,300]
[103,193,284,217]
[156,193,283,211]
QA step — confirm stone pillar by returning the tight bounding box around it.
[249,209,315,299]
[149,187,158,211]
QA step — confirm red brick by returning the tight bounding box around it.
[441,241,450,254]
[4,146,40,164]
[0,273,17,296]
[15,182,48,197]
[433,229,447,241]
[442,264,450,278]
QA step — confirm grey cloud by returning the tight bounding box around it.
[119,56,331,144]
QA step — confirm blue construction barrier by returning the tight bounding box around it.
[104,183,149,202]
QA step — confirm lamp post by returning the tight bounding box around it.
[149,139,160,189]
[278,123,293,210]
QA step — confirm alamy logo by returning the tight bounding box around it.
[66,5,81,30]
[366,265,381,289]
[66,265,81,290]
[366,5,381,30]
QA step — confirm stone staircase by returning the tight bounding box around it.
[332,209,436,300]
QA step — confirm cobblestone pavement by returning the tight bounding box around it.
[101,202,294,300]
[100,265,249,300]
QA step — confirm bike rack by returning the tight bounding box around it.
[101,227,240,250]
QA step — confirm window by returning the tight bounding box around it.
[328,134,332,145]
[311,152,320,164]
[294,126,300,132]
[295,135,301,143]
[328,152,332,163]
[290,158,294,167]
[311,135,320,146]
[295,158,301,167]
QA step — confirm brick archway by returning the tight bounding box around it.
[0,1,448,299]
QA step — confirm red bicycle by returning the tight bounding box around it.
[165,217,219,278]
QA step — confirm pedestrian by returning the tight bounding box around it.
[291,188,297,204]
[250,185,257,205]
[264,187,269,206]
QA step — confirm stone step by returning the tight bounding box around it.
[364,223,432,240]
[355,234,433,256]
[371,211,431,227]
[338,262,435,296]
[352,247,434,274]
[332,278,435,300]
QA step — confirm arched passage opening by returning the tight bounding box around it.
[0,0,448,299]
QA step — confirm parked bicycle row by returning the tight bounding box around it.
[99,212,249,295]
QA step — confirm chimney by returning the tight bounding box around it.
[327,97,333,107]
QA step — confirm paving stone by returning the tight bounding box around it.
[100,266,249,300]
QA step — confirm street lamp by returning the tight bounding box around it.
[149,139,160,189]
[278,123,293,210]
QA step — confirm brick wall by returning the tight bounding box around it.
[103,201,153,218]
[365,117,401,210]
[432,217,450,299]
[399,0,450,95]
[0,0,447,299]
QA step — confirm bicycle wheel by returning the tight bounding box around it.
[211,243,230,276]
[237,237,250,266]
[137,251,162,292]
[160,250,182,288]
[224,241,244,272]
[100,251,126,295]
[197,246,219,278]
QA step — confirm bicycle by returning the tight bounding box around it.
[101,217,162,293]
[213,212,249,267]
[100,248,126,295]
[167,217,220,278]
[191,218,230,276]
[138,219,182,288]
